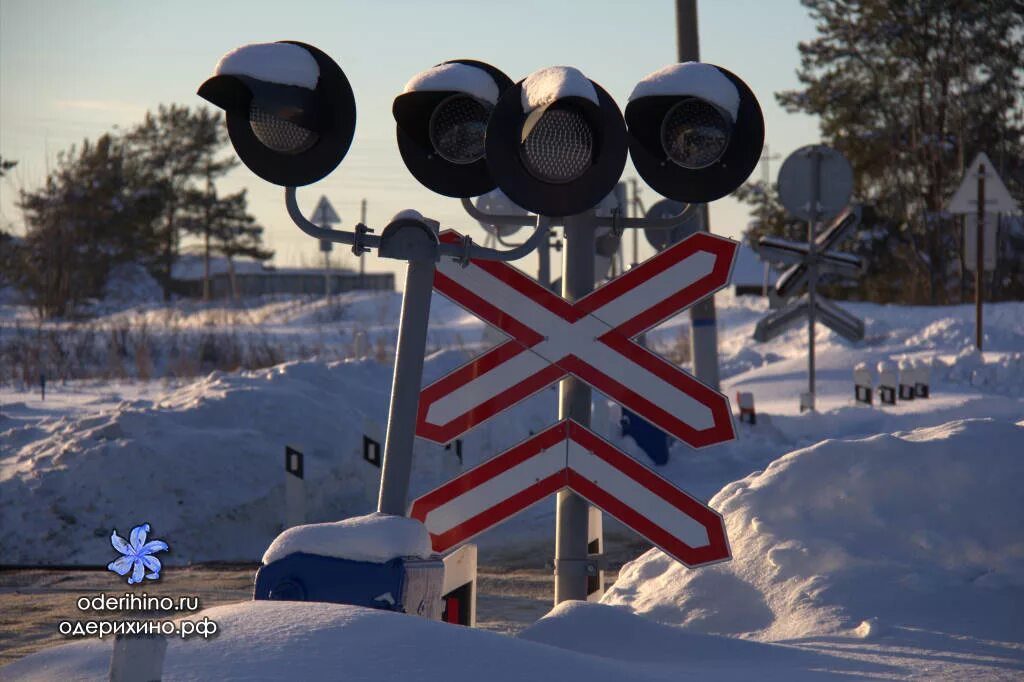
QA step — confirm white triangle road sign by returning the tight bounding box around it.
[310,196,341,226]
[948,152,1020,215]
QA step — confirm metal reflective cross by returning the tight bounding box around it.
[416,230,738,448]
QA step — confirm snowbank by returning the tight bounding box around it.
[0,357,460,565]
[603,418,1024,642]
[520,66,598,112]
[403,62,500,104]
[629,62,740,120]
[214,42,319,89]
[100,263,163,305]
[3,599,894,681]
[262,513,432,564]
[937,347,1024,396]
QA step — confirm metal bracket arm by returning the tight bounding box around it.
[286,187,382,250]
[437,214,552,263]
[593,202,699,230]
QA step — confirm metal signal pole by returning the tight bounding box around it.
[554,210,597,604]
[806,148,822,410]
[676,0,721,390]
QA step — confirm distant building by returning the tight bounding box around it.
[170,255,393,298]
[731,242,777,296]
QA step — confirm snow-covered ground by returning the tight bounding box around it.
[3,285,1023,678]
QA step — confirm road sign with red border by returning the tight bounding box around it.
[409,419,730,567]
[417,230,738,448]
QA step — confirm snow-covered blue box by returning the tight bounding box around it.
[254,551,445,619]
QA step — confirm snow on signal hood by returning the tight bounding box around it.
[403,62,501,104]
[630,62,739,121]
[214,42,320,89]
[520,66,598,113]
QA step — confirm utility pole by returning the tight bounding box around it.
[629,178,643,267]
[360,199,367,288]
[760,144,781,187]
[676,0,721,390]
[975,164,985,351]
[323,244,331,299]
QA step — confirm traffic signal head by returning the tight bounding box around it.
[625,62,763,203]
[485,66,628,217]
[393,60,514,198]
[198,41,356,186]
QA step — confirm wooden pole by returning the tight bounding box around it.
[976,164,985,351]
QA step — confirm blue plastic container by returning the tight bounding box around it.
[254,552,445,619]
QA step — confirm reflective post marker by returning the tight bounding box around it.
[284,445,305,529]
[109,634,167,682]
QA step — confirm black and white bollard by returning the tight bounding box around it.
[898,359,916,401]
[441,543,477,626]
[109,634,167,682]
[914,358,931,398]
[877,362,897,406]
[284,445,306,529]
[853,362,873,405]
[362,417,384,504]
[735,391,756,425]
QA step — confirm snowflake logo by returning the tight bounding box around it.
[107,523,169,585]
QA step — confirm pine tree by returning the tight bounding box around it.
[749,0,1024,304]
[210,190,273,300]
[0,157,17,288]
[126,105,236,299]
[15,136,163,316]
[180,187,272,300]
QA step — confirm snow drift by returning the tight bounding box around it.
[3,599,893,681]
[603,418,1024,643]
[0,357,460,565]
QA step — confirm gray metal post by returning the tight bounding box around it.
[677,0,722,390]
[538,233,551,290]
[806,149,822,410]
[109,634,167,682]
[554,211,597,604]
[975,164,985,351]
[377,253,437,515]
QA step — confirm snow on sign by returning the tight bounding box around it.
[409,420,729,567]
[416,230,738,448]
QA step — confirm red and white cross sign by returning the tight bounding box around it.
[416,230,738,447]
[409,419,730,567]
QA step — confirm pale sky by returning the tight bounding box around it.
[0,0,820,290]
